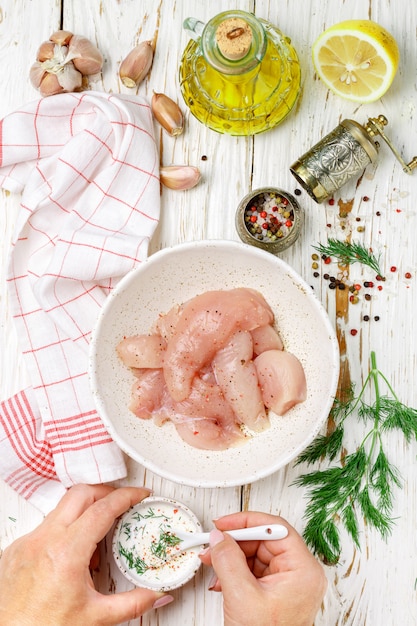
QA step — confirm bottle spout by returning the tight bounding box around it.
[183,17,205,41]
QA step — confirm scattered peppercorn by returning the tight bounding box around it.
[363,196,370,202]
[313,271,319,277]
[374,316,380,321]
[311,253,319,260]
[364,294,372,301]
[338,283,346,290]
[376,211,381,216]
[324,256,331,265]
[201,155,208,161]
[323,273,330,280]
[329,283,336,289]
[405,272,412,279]
[363,315,370,321]
[390,266,397,272]
[294,188,302,196]
[364,281,374,288]
[350,329,358,336]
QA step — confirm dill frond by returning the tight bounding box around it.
[294,351,417,564]
[313,238,383,277]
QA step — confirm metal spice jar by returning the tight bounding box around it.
[235,187,303,253]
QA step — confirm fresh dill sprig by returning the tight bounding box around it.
[294,351,417,565]
[131,507,165,522]
[118,543,148,575]
[151,530,181,560]
[312,238,383,277]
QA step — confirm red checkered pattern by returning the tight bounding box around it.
[0,92,160,513]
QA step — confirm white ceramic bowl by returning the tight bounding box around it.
[89,240,339,487]
[112,496,203,591]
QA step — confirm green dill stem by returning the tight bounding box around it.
[370,351,380,424]
[366,352,383,479]
[337,369,372,426]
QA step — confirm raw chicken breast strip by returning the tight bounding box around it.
[254,349,307,415]
[212,330,269,433]
[164,288,274,401]
[251,324,283,355]
[117,334,166,368]
[129,368,166,418]
[154,375,245,450]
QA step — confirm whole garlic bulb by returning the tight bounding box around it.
[30,30,103,97]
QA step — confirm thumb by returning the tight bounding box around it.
[96,588,174,624]
[209,529,256,597]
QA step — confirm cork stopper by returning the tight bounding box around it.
[215,17,252,61]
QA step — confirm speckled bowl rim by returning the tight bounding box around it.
[112,496,203,591]
[89,239,340,488]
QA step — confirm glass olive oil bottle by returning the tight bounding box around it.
[179,11,301,136]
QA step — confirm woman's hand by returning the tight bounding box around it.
[0,484,174,626]
[199,511,326,626]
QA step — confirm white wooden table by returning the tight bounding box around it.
[1,1,417,624]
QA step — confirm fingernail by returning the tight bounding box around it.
[153,594,174,609]
[208,572,218,590]
[209,528,225,547]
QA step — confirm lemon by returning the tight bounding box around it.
[312,20,399,103]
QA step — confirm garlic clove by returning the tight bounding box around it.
[68,34,103,75]
[56,62,83,92]
[151,92,184,137]
[39,72,65,97]
[50,30,73,45]
[160,165,201,190]
[29,61,46,89]
[119,41,154,88]
[37,41,55,62]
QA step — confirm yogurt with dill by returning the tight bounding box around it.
[112,496,203,591]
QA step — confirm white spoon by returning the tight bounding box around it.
[175,523,288,551]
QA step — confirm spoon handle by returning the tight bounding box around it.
[179,523,288,550]
[226,524,288,542]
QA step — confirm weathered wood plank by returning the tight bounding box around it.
[1,0,417,624]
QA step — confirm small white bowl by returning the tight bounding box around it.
[89,240,339,487]
[112,496,203,591]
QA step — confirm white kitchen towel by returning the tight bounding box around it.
[0,91,160,513]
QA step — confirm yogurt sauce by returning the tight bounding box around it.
[112,496,203,591]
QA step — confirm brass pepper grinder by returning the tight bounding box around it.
[290,115,417,203]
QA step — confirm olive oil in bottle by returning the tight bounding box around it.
[179,11,301,136]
